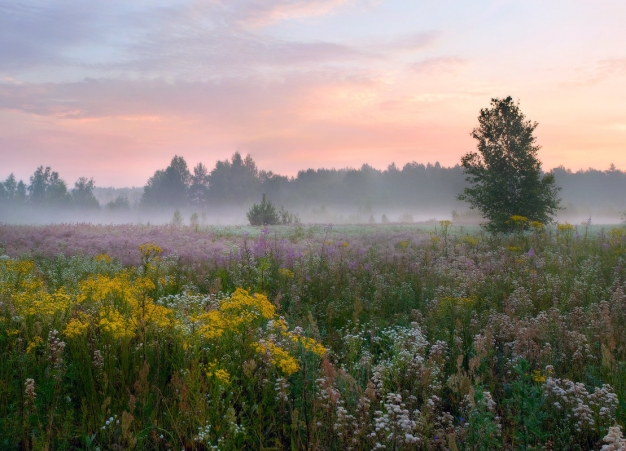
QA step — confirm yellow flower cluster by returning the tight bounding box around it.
[139,243,162,260]
[64,316,90,338]
[532,370,547,383]
[254,341,300,376]
[292,336,327,357]
[2,249,326,384]
[509,215,528,223]
[94,253,112,263]
[206,361,231,385]
[0,260,72,320]
[278,268,294,278]
[78,273,174,339]
[397,240,410,250]
[195,288,275,340]
[26,336,42,353]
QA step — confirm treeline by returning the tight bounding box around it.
[138,153,626,212]
[2,154,626,213]
[140,153,467,209]
[0,166,129,211]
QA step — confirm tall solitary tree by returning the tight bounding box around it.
[458,96,560,232]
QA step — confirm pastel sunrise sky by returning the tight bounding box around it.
[1,0,626,187]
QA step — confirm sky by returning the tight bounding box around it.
[1,0,625,187]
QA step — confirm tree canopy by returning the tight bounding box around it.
[141,156,191,208]
[458,96,561,232]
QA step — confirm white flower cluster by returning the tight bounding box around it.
[602,425,626,451]
[274,377,289,403]
[369,393,420,448]
[101,415,118,430]
[543,377,618,432]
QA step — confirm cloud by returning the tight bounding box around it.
[382,31,440,52]
[0,0,128,72]
[119,30,369,77]
[0,71,380,121]
[564,58,626,86]
[408,57,467,75]
[220,0,355,27]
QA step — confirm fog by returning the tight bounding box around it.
[0,201,622,228]
[1,155,625,226]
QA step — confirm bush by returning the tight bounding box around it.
[246,194,279,226]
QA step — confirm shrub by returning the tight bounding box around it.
[246,194,279,226]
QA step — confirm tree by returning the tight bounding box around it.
[188,162,210,207]
[458,96,560,232]
[208,152,260,204]
[247,194,279,226]
[106,195,131,211]
[71,177,100,209]
[0,174,26,205]
[28,166,71,207]
[141,156,191,208]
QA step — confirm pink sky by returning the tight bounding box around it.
[1,0,625,186]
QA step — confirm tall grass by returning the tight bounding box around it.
[1,222,626,449]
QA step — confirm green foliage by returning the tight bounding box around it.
[188,162,210,207]
[208,152,261,205]
[0,174,27,205]
[505,360,547,450]
[2,224,626,448]
[458,96,561,233]
[141,155,191,208]
[465,388,502,451]
[28,166,72,207]
[247,194,280,226]
[71,177,100,209]
[172,209,183,226]
[105,194,130,211]
[278,205,299,225]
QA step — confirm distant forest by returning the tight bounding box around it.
[1,153,625,219]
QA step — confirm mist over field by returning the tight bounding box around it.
[1,154,625,226]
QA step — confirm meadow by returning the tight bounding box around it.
[1,221,626,450]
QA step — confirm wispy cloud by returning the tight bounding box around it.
[563,58,626,86]
[0,71,380,121]
[220,0,356,27]
[408,56,467,75]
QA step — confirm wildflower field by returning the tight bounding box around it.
[2,222,626,450]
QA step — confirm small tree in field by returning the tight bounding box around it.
[247,194,279,226]
[458,96,560,233]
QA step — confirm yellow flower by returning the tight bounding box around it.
[278,268,294,278]
[294,336,327,357]
[26,336,43,353]
[221,288,275,320]
[139,243,162,259]
[99,308,135,340]
[64,317,90,338]
[94,253,112,263]
[509,215,528,223]
[254,341,300,376]
[532,370,546,383]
